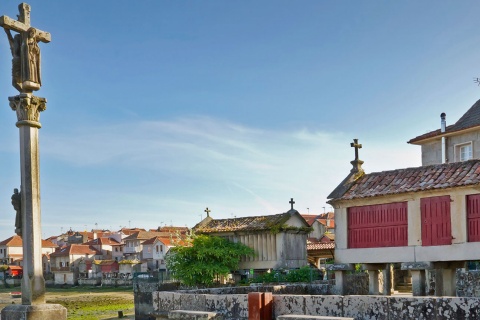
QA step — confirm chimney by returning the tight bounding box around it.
[441,113,447,163]
[441,113,446,133]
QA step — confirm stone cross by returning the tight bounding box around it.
[0,3,51,93]
[289,198,295,210]
[350,138,362,161]
[204,207,211,217]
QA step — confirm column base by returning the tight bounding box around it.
[1,303,67,320]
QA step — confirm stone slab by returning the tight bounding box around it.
[343,295,388,320]
[305,295,343,317]
[168,310,223,319]
[180,293,206,311]
[155,292,175,313]
[277,316,353,320]
[436,297,480,320]
[1,303,67,320]
[225,294,248,319]
[388,297,436,320]
[273,295,306,318]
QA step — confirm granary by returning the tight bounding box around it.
[328,99,480,297]
[194,200,310,280]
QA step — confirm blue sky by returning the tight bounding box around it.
[0,1,478,238]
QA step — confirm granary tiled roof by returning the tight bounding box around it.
[408,99,480,144]
[329,159,480,201]
[307,238,335,251]
[194,211,302,233]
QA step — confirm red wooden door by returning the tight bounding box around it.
[348,202,408,248]
[421,196,451,246]
[467,194,480,242]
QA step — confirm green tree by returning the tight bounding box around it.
[166,235,254,287]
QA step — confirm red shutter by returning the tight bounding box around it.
[467,194,480,242]
[348,202,408,248]
[421,196,451,246]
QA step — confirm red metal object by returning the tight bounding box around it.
[262,292,272,320]
[248,292,262,320]
[421,196,451,246]
[347,202,408,248]
[467,194,480,242]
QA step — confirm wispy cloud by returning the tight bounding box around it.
[33,116,421,234]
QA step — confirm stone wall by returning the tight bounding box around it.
[457,270,480,297]
[153,292,480,320]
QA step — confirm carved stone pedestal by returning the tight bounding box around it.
[1,304,67,320]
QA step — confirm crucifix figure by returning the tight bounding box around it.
[289,198,295,210]
[350,138,362,161]
[204,207,211,217]
[0,3,51,93]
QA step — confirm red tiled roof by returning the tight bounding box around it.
[50,244,102,257]
[83,237,121,246]
[307,238,335,251]
[0,236,57,248]
[330,159,480,201]
[0,236,22,247]
[408,99,480,144]
[123,231,168,241]
[301,214,321,226]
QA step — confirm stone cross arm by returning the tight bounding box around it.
[0,15,51,43]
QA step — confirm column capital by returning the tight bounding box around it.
[8,93,46,128]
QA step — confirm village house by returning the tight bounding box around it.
[0,235,57,267]
[194,201,310,280]
[83,237,123,261]
[141,236,176,271]
[328,100,480,297]
[50,244,102,285]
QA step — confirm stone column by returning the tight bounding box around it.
[382,264,392,296]
[10,93,46,305]
[436,269,456,296]
[334,271,347,295]
[1,94,67,320]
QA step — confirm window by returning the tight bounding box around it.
[421,196,451,246]
[160,245,163,253]
[156,245,159,253]
[467,194,480,242]
[455,142,473,162]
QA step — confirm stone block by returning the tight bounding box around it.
[225,294,248,319]
[343,295,388,320]
[436,297,480,320]
[155,292,175,313]
[180,293,206,311]
[1,303,67,320]
[304,295,343,317]
[205,294,227,314]
[388,296,436,320]
[273,295,306,318]
[168,310,223,319]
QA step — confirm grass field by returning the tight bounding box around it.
[0,286,135,320]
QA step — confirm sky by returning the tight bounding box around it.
[0,1,478,239]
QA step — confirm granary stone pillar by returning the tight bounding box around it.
[411,270,426,296]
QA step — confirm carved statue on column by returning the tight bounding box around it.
[11,188,21,236]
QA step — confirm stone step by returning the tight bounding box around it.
[168,310,223,319]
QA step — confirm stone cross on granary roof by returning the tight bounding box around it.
[0,3,51,93]
[350,138,362,161]
[204,207,211,217]
[289,198,295,210]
